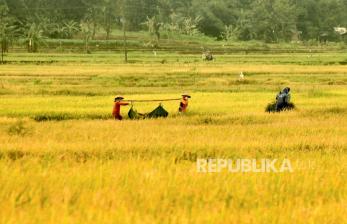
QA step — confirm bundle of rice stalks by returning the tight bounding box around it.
[265,102,296,113]
[265,102,277,113]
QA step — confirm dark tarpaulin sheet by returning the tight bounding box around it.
[128,105,169,119]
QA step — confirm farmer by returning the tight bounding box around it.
[112,96,129,120]
[179,94,191,113]
[276,87,291,111]
[202,51,214,61]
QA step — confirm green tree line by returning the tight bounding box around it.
[1,0,346,50]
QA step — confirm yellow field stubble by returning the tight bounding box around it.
[0,62,346,223]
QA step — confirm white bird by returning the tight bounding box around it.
[239,72,245,80]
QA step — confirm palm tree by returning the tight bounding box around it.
[0,4,18,63]
[0,22,18,63]
[143,16,162,47]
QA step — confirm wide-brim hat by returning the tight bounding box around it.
[114,96,124,101]
[182,94,191,98]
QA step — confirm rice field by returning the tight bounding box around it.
[0,52,347,223]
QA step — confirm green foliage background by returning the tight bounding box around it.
[1,0,347,43]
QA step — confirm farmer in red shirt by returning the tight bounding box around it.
[179,94,191,113]
[112,97,129,120]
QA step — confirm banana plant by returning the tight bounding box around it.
[24,23,46,53]
[80,20,93,54]
[63,21,80,39]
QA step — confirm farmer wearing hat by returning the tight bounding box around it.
[179,94,191,113]
[276,87,291,111]
[112,97,129,120]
